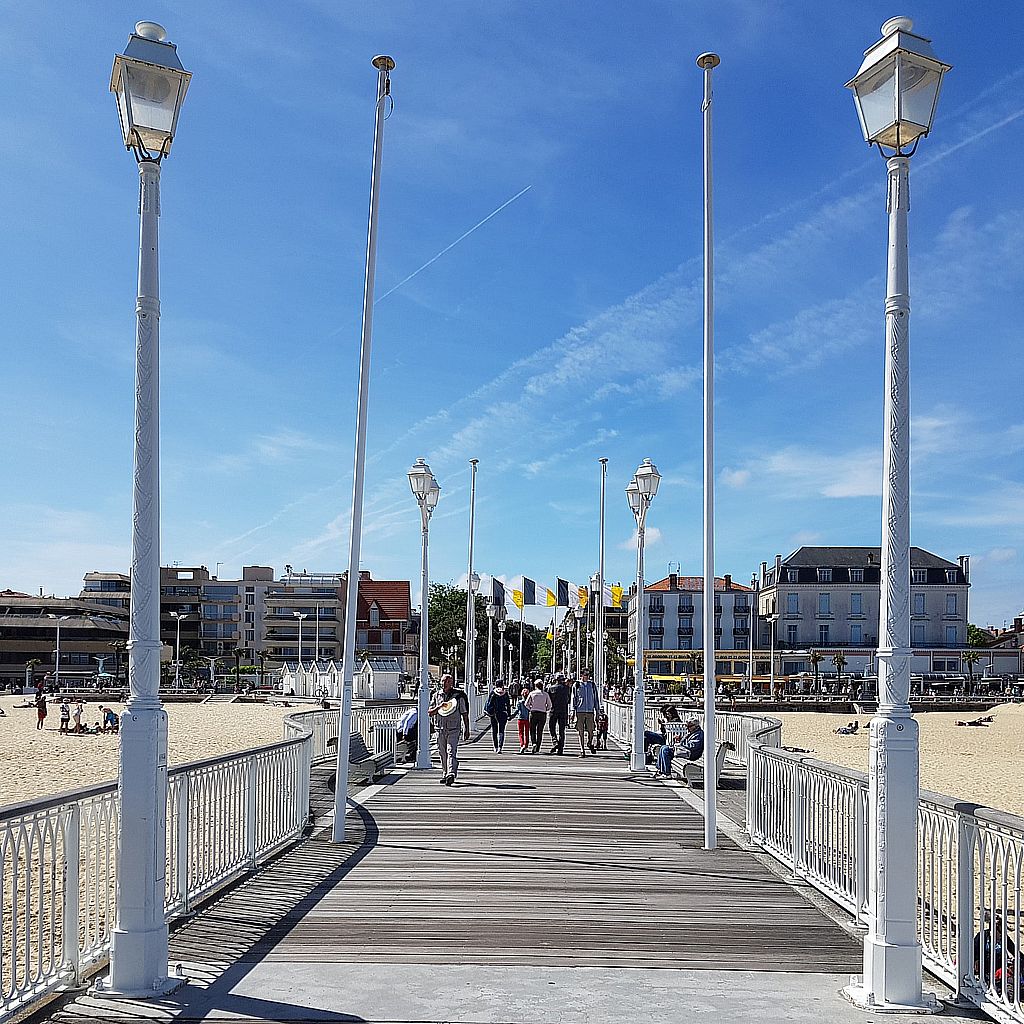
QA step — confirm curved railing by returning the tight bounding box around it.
[0,706,338,1020]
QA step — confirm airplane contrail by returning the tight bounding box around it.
[374,184,533,304]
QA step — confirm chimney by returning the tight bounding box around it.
[1014,616,1022,633]
[359,570,371,580]
[867,551,875,565]
[958,554,970,582]
[760,560,768,586]
[668,572,678,591]
[774,554,782,581]
[724,573,732,589]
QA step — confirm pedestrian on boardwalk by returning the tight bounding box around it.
[59,699,71,735]
[571,672,601,756]
[484,681,511,753]
[428,673,470,786]
[514,687,531,754]
[36,692,48,730]
[525,680,551,753]
[546,674,570,755]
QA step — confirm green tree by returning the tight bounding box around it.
[809,650,825,693]
[967,624,991,647]
[233,647,244,691]
[832,652,848,677]
[535,635,553,672]
[963,648,982,684]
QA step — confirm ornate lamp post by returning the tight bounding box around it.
[408,458,440,770]
[104,21,190,998]
[46,614,71,691]
[573,606,584,679]
[464,460,480,717]
[497,614,507,681]
[486,598,498,692]
[626,458,660,772]
[842,17,949,1013]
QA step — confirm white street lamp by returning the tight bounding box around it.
[486,598,498,694]
[497,613,507,681]
[408,458,440,771]
[573,606,584,680]
[596,457,608,698]
[104,21,190,999]
[169,611,190,690]
[627,459,659,772]
[333,55,395,845]
[47,614,71,692]
[842,17,949,1015]
[748,573,757,697]
[293,611,308,668]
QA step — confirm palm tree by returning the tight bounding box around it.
[832,652,848,690]
[963,649,982,692]
[809,650,825,694]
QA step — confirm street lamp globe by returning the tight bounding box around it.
[625,479,642,515]
[633,458,661,499]
[110,22,191,159]
[486,600,497,620]
[846,17,950,154]
[469,572,481,594]
[425,481,440,511]
[407,457,435,499]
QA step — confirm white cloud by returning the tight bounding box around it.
[720,468,751,488]
[619,526,663,551]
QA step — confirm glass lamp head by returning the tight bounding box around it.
[111,22,191,159]
[846,17,950,153]
[408,457,435,498]
[634,458,661,498]
[469,572,481,593]
[425,481,440,511]
[626,479,642,514]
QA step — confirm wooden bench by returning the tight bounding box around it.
[671,740,732,789]
[326,730,394,784]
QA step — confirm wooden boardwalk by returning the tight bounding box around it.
[48,731,863,1023]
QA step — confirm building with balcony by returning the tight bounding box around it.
[755,546,971,675]
[0,595,129,689]
[627,572,754,655]
[261,570,344,664]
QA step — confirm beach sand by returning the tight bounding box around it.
[0,695,304,807]
[775,703,1024,818]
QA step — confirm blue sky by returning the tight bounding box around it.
[1,2,1021,629]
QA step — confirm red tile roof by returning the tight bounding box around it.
[645,575,751,593]
[357,578,411,622]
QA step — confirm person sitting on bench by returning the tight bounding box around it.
[656,718,703,777]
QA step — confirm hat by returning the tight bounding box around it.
[441,673,454,683]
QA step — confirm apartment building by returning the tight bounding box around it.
[261,570,343,664]
[627,572,755,654]
[757,546,970,669]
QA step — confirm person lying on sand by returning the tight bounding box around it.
[956,714,995,727]
[834,721,860,735]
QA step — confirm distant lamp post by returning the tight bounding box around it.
[486,598,498,693]
[497,613,507,680]
[408,457,440,771]
[843,17,949,1015]
[627,458,660,772]
[47,614,71,691]
[573,606,584,679]
[293,611,308,667]
[464,460,480,718]
[105,20,191,999]
[169,611,190,690]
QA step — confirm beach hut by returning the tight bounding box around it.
[355,656,402,700]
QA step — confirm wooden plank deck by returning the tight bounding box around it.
[250,735,858,972]
[47,732,862,1023]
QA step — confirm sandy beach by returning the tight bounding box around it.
[0,695,304,808]
[775,703,1024,818]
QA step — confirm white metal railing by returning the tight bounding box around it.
[611,697,1024,1023]
[0,707,337,1020]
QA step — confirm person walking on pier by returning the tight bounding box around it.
[515,687,531,753]
[546,674,570,755]
[429,673,470,786]
[525,680,551,753]
[484,681,511,753]
[571,672,601,756]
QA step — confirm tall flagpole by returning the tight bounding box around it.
[332,55,394,844]
[518,603,524,681]
[698,50,720,851]
[465,458,479,718]
[596,457,608,696]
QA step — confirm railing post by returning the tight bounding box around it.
[954,810,976,1003]
[176,777,190,917]
[62,803,81,986]
[790,762,805,876]
[245,756,258,870]
[745,749,756,840]
[854,784,868,924]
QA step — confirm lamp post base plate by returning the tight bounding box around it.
[92,964,187,1000]
[842,981,942,1014]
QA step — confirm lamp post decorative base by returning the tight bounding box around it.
[93,963,187,1000]
[842,979,941,1015]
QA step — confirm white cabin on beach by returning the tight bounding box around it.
[355,656,402,700]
